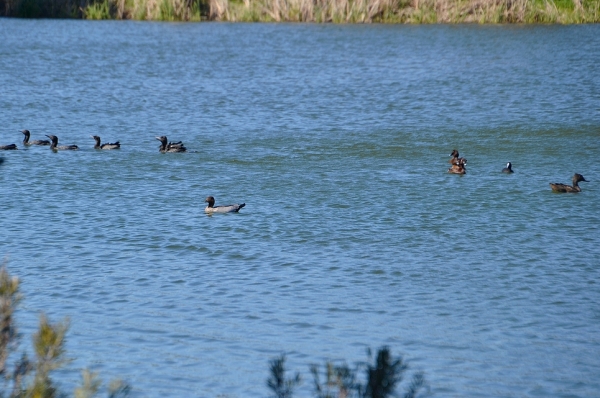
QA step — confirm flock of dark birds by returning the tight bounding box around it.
[1,130,245,213]
[0,132,591,201]
[445,148,588,193]
[0,130,189,152]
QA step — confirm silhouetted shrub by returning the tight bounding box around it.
[275,347,426,398]
[0,263,130,398]
[267,354,302,398]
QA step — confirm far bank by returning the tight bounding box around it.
[1,0,599,23]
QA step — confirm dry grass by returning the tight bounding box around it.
[1,0,598,22]
[210,0,600,22]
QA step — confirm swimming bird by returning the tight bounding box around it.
[0,143,17,150]
[550,173,588,193]
[502,162,514,173]
[21,130,50,146]
[91,135,120,150]
[204,196,245,213]
[156,136,186,153]
[449,149,460,164]
[448,149,468,166]
[448,158,467,174]
[46,135,78,151]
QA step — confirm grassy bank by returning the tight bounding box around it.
[211,0,600,23]
[1,0,599,23]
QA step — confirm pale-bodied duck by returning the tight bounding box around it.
[204,196,245,213]
[156,136,186,153]
[21,130,50,146]
[550,173,588,193]
[502,162,514,173]
[46,135,78,151]
[91,135,120,150]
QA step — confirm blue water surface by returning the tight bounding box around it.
[1,20,599,397]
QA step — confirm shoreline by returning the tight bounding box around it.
[1,0,599,23]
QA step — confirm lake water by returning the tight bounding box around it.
[1,19,599,397]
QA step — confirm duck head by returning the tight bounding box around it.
[573,174,588,184]
[205,196,215,208]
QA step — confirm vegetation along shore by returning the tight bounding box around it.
[1,0,598,22]
[1,262,424,397]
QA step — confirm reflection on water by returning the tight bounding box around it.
[0,20,599,397]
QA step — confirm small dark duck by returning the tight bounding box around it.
[550,173,588,193]
[448,158,467,174]
[91,135,120,150]
[156,136,186,153]
[46,135,78,151]
[0,143,17,150]
[21,130,50,146]
[502,162,514,173]
[204,196,245,214]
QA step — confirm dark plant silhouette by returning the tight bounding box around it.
[0,263,130,398]
[403,372,425,398]
[267,355,301,398]
[311,362,356,398]
[310,347,425,398]
[361,347,407,398]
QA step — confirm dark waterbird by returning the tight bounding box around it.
[0,143,17,150]
[550,173,588,193]
[502,162,514,173]
[91,135,120,150]
[156,136,186,153]
[21,130,50,146]
[204,196,245,213]
[46,135,78,151]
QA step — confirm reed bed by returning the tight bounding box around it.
[217,0,600,22]
[1,0,599,22]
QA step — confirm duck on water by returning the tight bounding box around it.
[0,143,17,150]
[91,135,120,150]
[448,157,467,174]
[204,196,245,213]
[550,173,589,193]
[21,130,50,146]
[449,149,460,164]
[46,135,78,151]
[502,162,514,173]
[156,136,186,153]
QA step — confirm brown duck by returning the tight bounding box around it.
[550,173,588,193]
[448,158,467,174]
[448,149,460,164]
